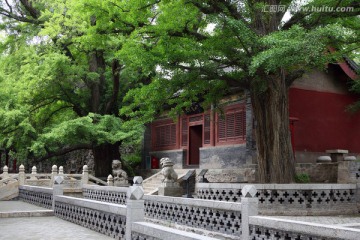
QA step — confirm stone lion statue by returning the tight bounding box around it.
[160,158,178,183]
[112,160,128,185]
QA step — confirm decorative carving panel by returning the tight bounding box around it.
[19,189,52,209]
[197,187,356,211]
[83,188,127,205]
[144,199,242,236]
[55,201,126,239]
[249,225,324,240]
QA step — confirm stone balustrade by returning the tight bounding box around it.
[196,183,358,215]
[19,185,53,209]
[1,164,106,188]
[143,194,244,237]
[82,184,128,205]
[54,195,127,239]
[16,179,360,240]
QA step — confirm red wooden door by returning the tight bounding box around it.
[188,125,202,166]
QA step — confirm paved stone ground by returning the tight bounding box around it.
[0,201,113,240]
[0,200,47,212]
[0,216,113,240]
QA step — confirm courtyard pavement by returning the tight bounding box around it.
[0,201,113,240]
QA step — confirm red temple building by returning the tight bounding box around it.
[142,58,360,171]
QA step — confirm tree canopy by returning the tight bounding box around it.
[0,0,155,175]
[121,0,359,182]
[0,0,359,181]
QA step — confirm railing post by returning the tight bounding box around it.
[52,176,64,210]
[2,165,9,177]
[126,176,145,240]
[81,165,89,186]
[51,165,58,187]
[241,185,258,240]
[19,164,25,185]
[58,166,64,175]
[30,166,37,180]
[107,174,114,186]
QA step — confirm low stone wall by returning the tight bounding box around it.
[54,195,127,239]
[249,216,360,240]
[199,144,253,169]
[197,166,257,183]
[296,163,338,183]
[19,185,53,209]
[196,183,358,215]
[82,184,128,204]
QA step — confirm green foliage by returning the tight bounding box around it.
[120,0,359,126]
[0,0,151,166]
[294,173,311,183]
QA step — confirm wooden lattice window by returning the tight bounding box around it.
[152,119,177,150]
[217,104,246,144]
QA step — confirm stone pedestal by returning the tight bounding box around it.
[326,149,348,162]
[158,182,183,197]
[337,157,357,183]
[158,186,183,197]
[114,179,129,187]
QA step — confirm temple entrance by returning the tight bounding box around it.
[188,125,202,166]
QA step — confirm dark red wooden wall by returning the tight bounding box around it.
[289,88,360,153]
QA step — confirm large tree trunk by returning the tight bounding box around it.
[92,142,121,177]
[251,72,295,183]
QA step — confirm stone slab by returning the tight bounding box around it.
[196,182,357,190]
[158,186,183,197]
[54,195,127,216]
[144,195,242,212]
[249,216,360,240]
[132,222,218,240]
[326,149,349,154]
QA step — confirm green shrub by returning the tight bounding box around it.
[295,173,311,183]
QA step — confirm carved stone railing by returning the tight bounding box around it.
[19,185,53,209]
[55,176,145,240]
[196,183,358,215]
[143,195,243,237]
[83,182,259,239]
[1,164,107,189]
[249,216,360,240]
[82,184,127,205]
[55,195,127,239]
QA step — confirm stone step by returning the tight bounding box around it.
[0,210,54,218]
